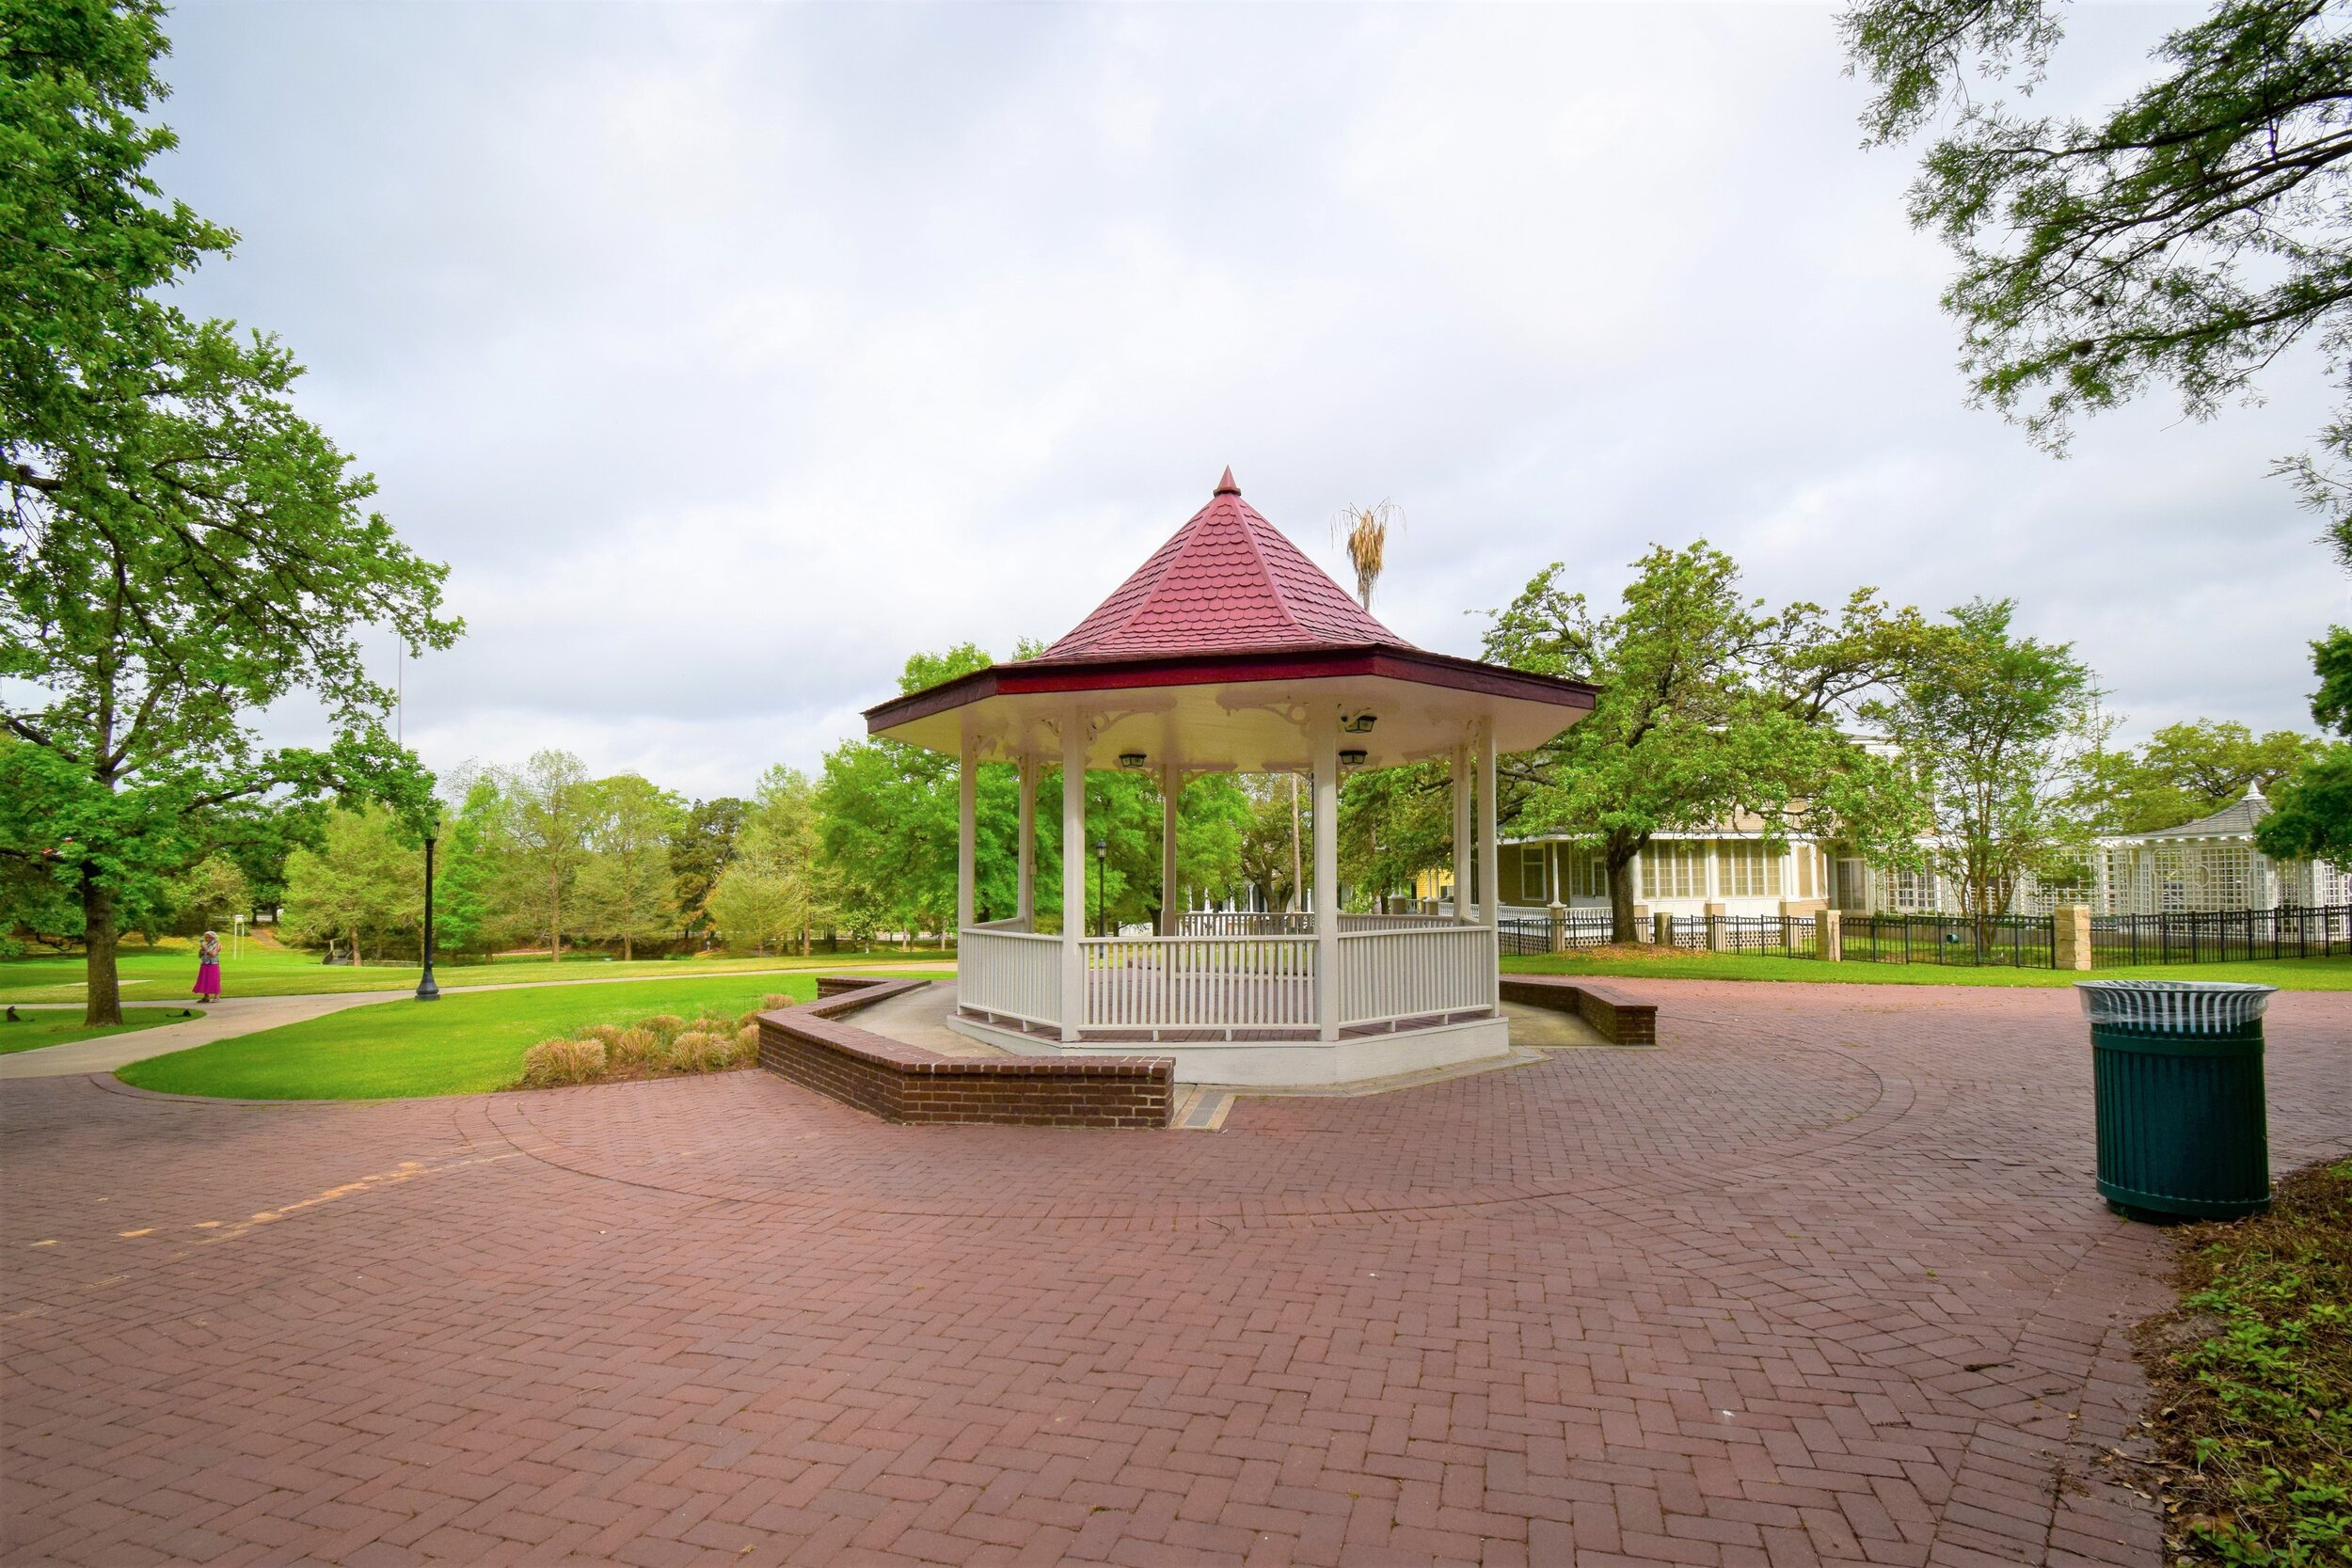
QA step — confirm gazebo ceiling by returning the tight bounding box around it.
[866,471,1597,772]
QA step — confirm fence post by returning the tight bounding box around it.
[1705,901,1729,952]
[2052,903,2091,972]
[1818,909,1842,962]
[1652,911,1675,948]
[1548,900,1568,955]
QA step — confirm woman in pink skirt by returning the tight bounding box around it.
[193,930,223,1003]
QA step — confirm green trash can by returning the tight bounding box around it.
[2077,979,2276,1222]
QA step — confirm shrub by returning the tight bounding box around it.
[577,1023,627,1046]
[761,993,794,1011]
[518,1037,607,1088]
[637,1014,686,1040]
[669,1030,714,1069]
[606,1026,664,1072]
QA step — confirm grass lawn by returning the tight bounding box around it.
[0,1007,190,1056]
[1502,948,2352,990]
[117,974,850,1100]
[0,938,946,1004]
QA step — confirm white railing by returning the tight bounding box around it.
[958,927,1062,1028]
[972,913,1034,933]
[1082,936,1317,1031]
[1338,912,1459,932]
[1180,911,1311,937]
[1337,926,1498,1027]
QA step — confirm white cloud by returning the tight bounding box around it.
[157,1,2339,800]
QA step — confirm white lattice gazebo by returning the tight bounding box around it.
[865,471,1598,1085]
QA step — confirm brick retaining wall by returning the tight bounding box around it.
[1498,975,1659,1045]
[758,977,1173,1128]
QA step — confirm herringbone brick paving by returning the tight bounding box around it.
[2,981,2344,1567]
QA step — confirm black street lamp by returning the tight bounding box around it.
[1093,837,1108,938]
[415,826,440,1001]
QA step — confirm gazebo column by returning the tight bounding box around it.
[1311,709,1340,1042]
[1059,711,1087,1041]
[1478,720,1499,927]
[1452,743,1472,924]
[957,727,977,932]
[1159,760,1181,936]
[1016,753,1036,926]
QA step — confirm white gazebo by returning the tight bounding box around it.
[865,470,1597,1085]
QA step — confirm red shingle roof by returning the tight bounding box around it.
[1036,471,1413,663]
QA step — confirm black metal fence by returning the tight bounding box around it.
[1496,913,1617,956]
[1839,914,2055,969]
[2090,904,2352,965]
[1660,913,1818,954]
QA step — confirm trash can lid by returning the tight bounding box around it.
[2074,978,2278,1031]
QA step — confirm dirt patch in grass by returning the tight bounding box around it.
[2130,1158,2352,1567]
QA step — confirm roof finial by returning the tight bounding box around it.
[1214,466,1240,496]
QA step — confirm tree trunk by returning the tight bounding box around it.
[549,873,562,962]
[1605,834,1643,944]
[622,931,632,962]
[80,874,122,1027]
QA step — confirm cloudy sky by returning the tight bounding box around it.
[158,1,2345,800]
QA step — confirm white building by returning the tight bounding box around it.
[2092,788,2348,915]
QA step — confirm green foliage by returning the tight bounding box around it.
[575,773,683,959]
[279,804,419,964]
[2313,628,2352,738]
[1842,0,2352,552]
[1484,543,1929,938]
[496,750,594,958]
[671,795,746,937]
[2145,1160,2352,1568]
[709,766,824,954]
[1864,598,2108,921]
[426,778,500,958]
[165,853,248,936]
[2256,745,2352,866]
[0,4,458,1023]
[2084,721,2324,833]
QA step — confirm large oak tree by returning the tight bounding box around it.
[1,1,457,1022]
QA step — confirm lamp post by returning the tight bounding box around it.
[415,826,440,1001]
[1093,837,1107,938]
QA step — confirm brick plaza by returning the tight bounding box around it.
[4,980,2345,1567]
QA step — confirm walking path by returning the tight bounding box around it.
[3,980,2344,1566]
[0,964,951,1082]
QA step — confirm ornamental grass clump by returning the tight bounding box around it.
[512,1006,771,1091]
[518,1037,607,1088]
[762,994,793,1011]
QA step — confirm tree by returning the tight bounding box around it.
[1843,0,2352,560]
[280,805,418,965]
[501,751,593,960]
[0,5,458,1023]
[671,796,746,941]
[1863,599,2109,923]
[705,863,807,958]
[428,777,501,959]
[2083,719,2324,832]
[577,773,682,960]
[2256,622,2352,866]
[1485,545,1929,941]
[166,853,248,935]
[733,766,827,954]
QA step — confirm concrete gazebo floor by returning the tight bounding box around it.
[5,979,2346,1567]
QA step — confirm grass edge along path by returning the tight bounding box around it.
[0,1008,187,1056]
[116,974,839,1101]
[0,942,949,1005]
[1502,948,2352,990]
[2131,1158,2352,1568]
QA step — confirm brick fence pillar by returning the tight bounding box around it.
[2053,903,2092,971]
[1705,901,1729,952]
[1547,901,1568,954]
[1818,909,1843,963]
[1652,911,1674,948]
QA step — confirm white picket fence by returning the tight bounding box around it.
[1337,926,1497,1026]
[957,927,1062,1028]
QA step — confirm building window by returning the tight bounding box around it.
[1887,868,1938,912]
[1517,846,1548,903]
[1714,842,1783,899]
[1641,840,1707,900]
[1796,845,1815,900]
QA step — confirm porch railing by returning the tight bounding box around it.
[958,927,1062,1028]
[1338,926,1497,1027]
[1080,935,1317,1031]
